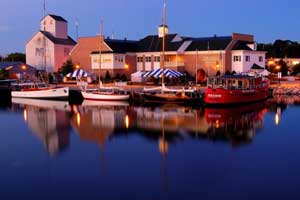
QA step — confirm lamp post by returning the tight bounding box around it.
[75,64,80,69]
[276,65,281,84]
[21,65,27,81]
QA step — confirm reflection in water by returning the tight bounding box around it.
[12,99,71,155]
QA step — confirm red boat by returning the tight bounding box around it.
[205,75,269,105]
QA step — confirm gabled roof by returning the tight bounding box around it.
[251,63,265,69]
[185,36,232,51]
[90,38,138,54]
[136,34,183,52]
[0,62,36,73]
[232,41,254,51]
[41,14,68,23]
[40,31,76,46]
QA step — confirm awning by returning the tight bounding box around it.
[143,68,184,78]
[66,69,90,78]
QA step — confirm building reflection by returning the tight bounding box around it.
[12,99,71,155]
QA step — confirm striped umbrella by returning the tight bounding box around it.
[66,69,90,78]
[143,68,183,78]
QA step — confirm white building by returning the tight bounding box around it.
[26,14,76,72]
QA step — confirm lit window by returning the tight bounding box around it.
[146,57,151,62]
[154,56,160,62]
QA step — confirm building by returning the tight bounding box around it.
[0,62,36,80]
[26,14,76,72]
[70,25,266,77]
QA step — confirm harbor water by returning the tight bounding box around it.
[0,97,300,199]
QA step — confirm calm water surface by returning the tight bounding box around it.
[0,97,300,200]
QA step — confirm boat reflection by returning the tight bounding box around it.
[12,98,71,155]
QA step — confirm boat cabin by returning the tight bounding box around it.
[207,75,264,90]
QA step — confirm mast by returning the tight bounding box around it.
[42,0,47,82]
[161,2,166,89]
[75,17,79,41]
[98,19,103,88]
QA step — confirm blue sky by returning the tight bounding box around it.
[0,0,299,55]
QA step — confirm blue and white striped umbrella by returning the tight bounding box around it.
[143,68,183,78]
[66,69,90,78]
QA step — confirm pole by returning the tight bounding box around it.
[99,19,103,89]
[196,49,198,85]
[207,41,210,77]
[161,2,166,89]
[75,17,79,41]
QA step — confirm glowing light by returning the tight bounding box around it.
[125,114,130,129]
[75,64,80,69]
[275,113,280,126]
[23,109,27,122]
[292,61,300,65]
[268,61,275,65]
[159,139,168,155]
[276,65,281,70]
[124,64,129,69]
[215,120,220,129]
[76,113,81,126]
[21,65,27,71]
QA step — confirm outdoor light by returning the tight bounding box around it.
[75,64,80,69]
[124,64,129,69]
[276,65,281,70]
[21,65,27,70]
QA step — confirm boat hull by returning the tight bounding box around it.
[143,93,198,104]
[81,91,130,101]
[204,87,269,105]
[12,87,69,100]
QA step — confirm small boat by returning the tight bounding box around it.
[205,75,269,105]
[80,19,129,102]
[143,85,200,104]
[11,82,69,100]
[81,89,130,101]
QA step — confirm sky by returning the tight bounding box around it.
[0,0,300,55]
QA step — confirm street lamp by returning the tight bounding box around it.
[276,65,281,84]
[75,64,80,69]
[21,65,27,71]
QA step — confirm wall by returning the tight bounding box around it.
[231,50,266,73]
[26,32,55,72]
[54,44,73,72]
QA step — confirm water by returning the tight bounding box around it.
[0,97,300,199]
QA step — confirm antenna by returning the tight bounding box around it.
[75,17,79,41]
[98,18,103,88]
[161,1,167,88]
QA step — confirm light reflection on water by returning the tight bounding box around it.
[0,97,300,199]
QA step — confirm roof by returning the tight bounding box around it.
[0,62,36,73]
[232,41,254,51]
[137,34,183,52]
[40,31,76,46]
[90,38,138,54]
[185,36,232,51]
[41,14,68,22]
[251,63,265,69]
[213,74,254,79]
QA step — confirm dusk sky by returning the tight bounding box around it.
[0,0,299,55]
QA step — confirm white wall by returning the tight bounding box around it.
[91,54,126,69]
[231,50,266,73]
[26,32,55,72]
[40,16,68,39]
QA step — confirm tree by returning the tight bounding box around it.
[216,71,221,76]
[0,69,8,80]
[104,70,111,82]
[278,59,288,76]
[3,52,26,62]
[292,64,300,75]
[59,60,74,76]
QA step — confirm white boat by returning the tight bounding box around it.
[80,20,129,102]
[81,90,130,101]
[11,83,69,100]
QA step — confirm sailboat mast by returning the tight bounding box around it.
[99,19,103,88]
[43,0,47,74]
[161,3,166,87]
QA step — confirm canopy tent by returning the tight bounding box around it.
[66,69,90,78]
[131,71,145,82]
[143,68,184,79]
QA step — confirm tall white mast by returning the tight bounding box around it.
[98,18,103,88]
[161,2,166,89]
[75,17,79,41]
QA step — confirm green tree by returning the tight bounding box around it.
[292,64,300,75]
[3,52,26,62]
[278,59,289,76]
[59,60,74,76]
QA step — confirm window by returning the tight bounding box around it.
[35,48,44,57]
[245,56,250,62]
[154,56,160,62]
[137,57,143,62]
[145,57,151,62]
[259,56,263,62]
[64,48,70,56]
[233,56,241,62]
